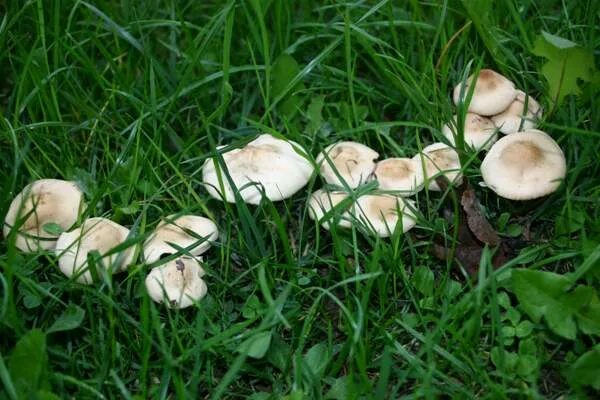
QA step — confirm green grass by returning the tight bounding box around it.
[1,0,599,399]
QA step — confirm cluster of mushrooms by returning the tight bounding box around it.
[3,68,567,309]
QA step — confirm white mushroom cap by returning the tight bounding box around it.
[453,69,517,116]
[481,129,566,200]
[492,90,542,134]
[442,113,498,151]
[202,134,314,205]
[316,141,379,188]
[55,217,135,284]
[373,158,424,195]
[3,179,85,252]
[145,256,207,309]
[355,194,417,238]
[307,189,353,230]
[143,215,218,264]
[413,143,463,191]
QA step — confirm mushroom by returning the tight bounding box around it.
[55,217,135,284]
[316,141,379,188]
[372,158,424,195]
[143,215,218,264]
[441,113,498,151]
[3,179,85,252]
[202,134,314,205]
[453,69,517,116]
[355,194,417,238]
[413,143,463,191]
[307,189,353,230]
[145,256,207,309]
[481,129,566,200]
[492,90,542,134]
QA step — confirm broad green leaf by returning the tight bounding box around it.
[577,292,600,336]
[306,95,325,135]
[325,375,356,400]
[271,54,305,117]
[266,334,291,372]
[8,329,49,396]
[36,390,61,400]
[412,266,434,296]
[241,295,261,319]
[236,331,272,359]
[516,355,538,378]
[566,345,600,390]
[490,347,518,372]
[304,343,329,377]
[42,223,63,235]
[516,320,534,338]
[47,304,85,333]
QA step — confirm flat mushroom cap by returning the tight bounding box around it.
[143,215,218,264]
[373,158,424,195]
[145,256,207,309]
[413,143,463,191]
[442,113,498,151]
[453,69,517,116]
[481,129,566,200]
[307,189,352,230]
[3,179,85,252]
[355,194,417,238]
[316,141,379,188]
[202,134,314,205]
[492,90,542,134]
[55,217,135,284]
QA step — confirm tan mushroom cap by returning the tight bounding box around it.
[413,143,463,191]
[481,129,566,200]
[355,194,417,238]
[143,215,218,264]
[202,134,314,205]
[373,158,424,195]
[442,113,498,151]
[145,256,207,309]
[307,189,353,230]
[453,69,517,116]
[316,141,379,188]
[55,217,135,284]
[492,90,542,134]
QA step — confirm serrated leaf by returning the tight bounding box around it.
[566,345,600,390]
[47,304,85,333]
[236,331,272,359]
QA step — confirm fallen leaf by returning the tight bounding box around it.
[461,185,500,246]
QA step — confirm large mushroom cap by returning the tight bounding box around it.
[55,217,135,284]
[202,134,314,205]
[481,129,566,200]
[413,143,463,191]
[145,256,207,309]
[442,113,497,151]
[143,215,218,264]
[3,179,85,252]
[316,141,379,188]
[307,189,353,230]
[453,69,517,116]
[355,194,417,238]
[373,158,424,195]
[492,90,542,134]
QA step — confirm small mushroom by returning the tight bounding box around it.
[3,179,86,252]
[491,90,542,134]
[372,158,424,195]
[145,256,207,309]
[55,217,135,284]
[413,143,463,191]
[355,194,417,238]
[481,129,566,200]
[307,189,353,230]
[441,113,497,151]
[202,134,314,205]
[453,69,517,116]
[316,141,379,188]
[143,215,218,264]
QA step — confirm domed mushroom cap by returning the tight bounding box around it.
[373,158,424,195]
[453,69,517,116]
[316,141,379,188]
[442,113,498,151]
[307,189,353,230]
[3,179,85,252]
[145,256,207,309]
[481,129,566,200]
[492,90,542,134]
[55,217,135,284]
[413,143,463,191]
[143,215,218,264]
[202,134,314,205]
[355,194,417,238]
